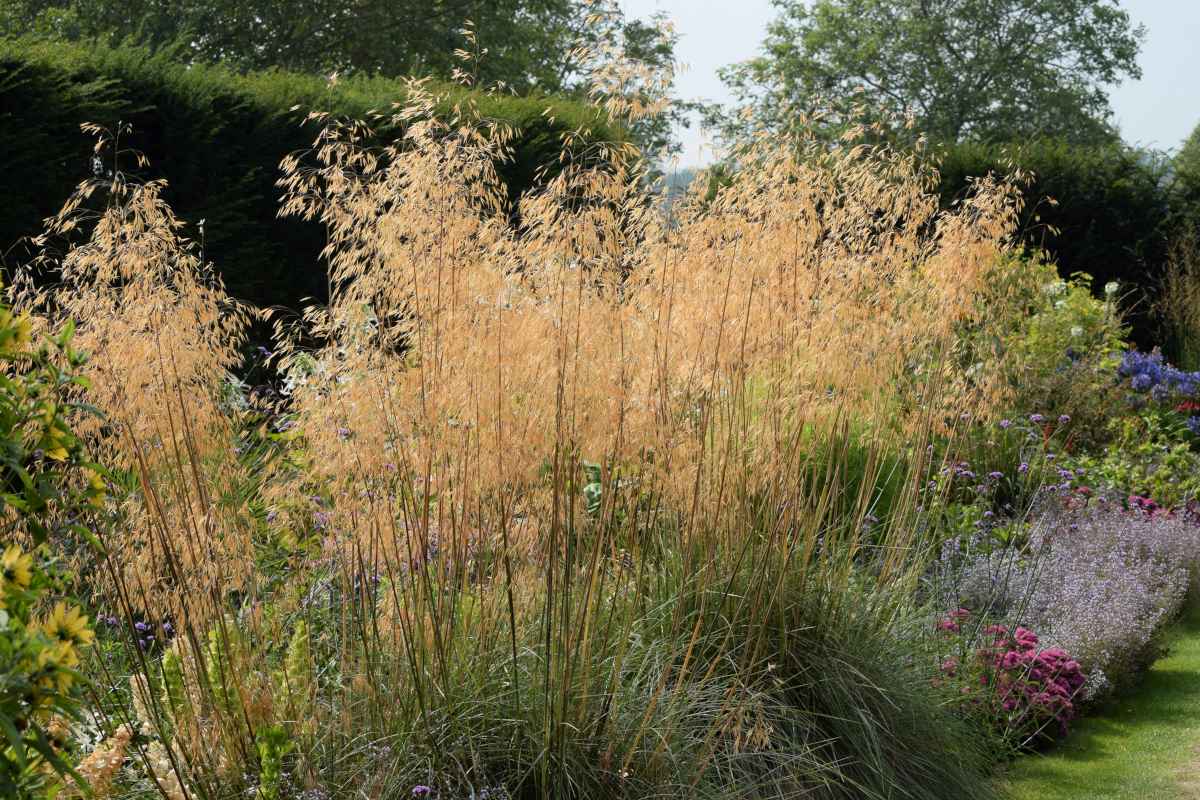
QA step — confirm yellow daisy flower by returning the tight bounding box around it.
[34,650,75,694]
[37,640,79,671]
[43,602,95,648]
[1,544,32,589]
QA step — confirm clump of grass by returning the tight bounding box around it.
[11,122,259,621]
[8,34,1050,800]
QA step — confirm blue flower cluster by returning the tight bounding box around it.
[1119,350,1200,435]
[1119,350,1200,398]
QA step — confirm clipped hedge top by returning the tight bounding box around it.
[0,37,624,311]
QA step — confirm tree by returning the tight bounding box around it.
[712,0,1145,145]
[1,0,577,89]
[1179,122,1200,185]
[0,0,688,155]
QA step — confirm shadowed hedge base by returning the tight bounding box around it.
[0,37,622,314]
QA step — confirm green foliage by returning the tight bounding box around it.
[0,0,687,156]
[0,0,578,91]
[1068,410,1200,509]
[0,299,104,797]
[254,725,294,800]
[1001,271,1127,440]
[0,38,625,314]
[1177,122,1200,195]
[937,139,1172,347]
[1159,231,1200,370]
[799,422,914,540]
[713,0,1144,145]
[927,414,1073,553]
[0,546,91,798]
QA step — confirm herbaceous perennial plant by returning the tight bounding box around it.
[0,293,106,797]
[1,31,1092,800]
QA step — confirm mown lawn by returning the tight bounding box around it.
[1002,598,1200,800]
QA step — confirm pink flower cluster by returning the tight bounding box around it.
[1127,494,1168,516]
[936,611,1086,744]
[936,607,971,633]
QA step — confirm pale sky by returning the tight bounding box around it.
[619,0,1200,166]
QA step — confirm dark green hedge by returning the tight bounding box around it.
[935,139,1179,347]
[0,39,622,311]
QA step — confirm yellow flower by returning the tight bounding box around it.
[43,602,95,649]
[1,544,32,589]
[52,640,80,669]
[34,647,75,694]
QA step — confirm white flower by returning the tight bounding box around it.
[1070,326,1084,338]
[1042,280,1067,297]
[1104,281,1120,296]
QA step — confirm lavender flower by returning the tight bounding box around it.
[938,502,1200,703]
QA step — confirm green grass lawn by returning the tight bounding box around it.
[1001,599,1200,800]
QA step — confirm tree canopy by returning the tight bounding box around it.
[1179,122,1200,184]
[2,0,574,90]
[714,0,1145,144]
[0,0,686,153]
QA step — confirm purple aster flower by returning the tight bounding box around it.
[1029,413,1045,424]
[998,419,1012,429]
[1058,414,1070,424]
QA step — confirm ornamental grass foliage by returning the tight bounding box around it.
[3,25,1140,800]
[12,120,259,623]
